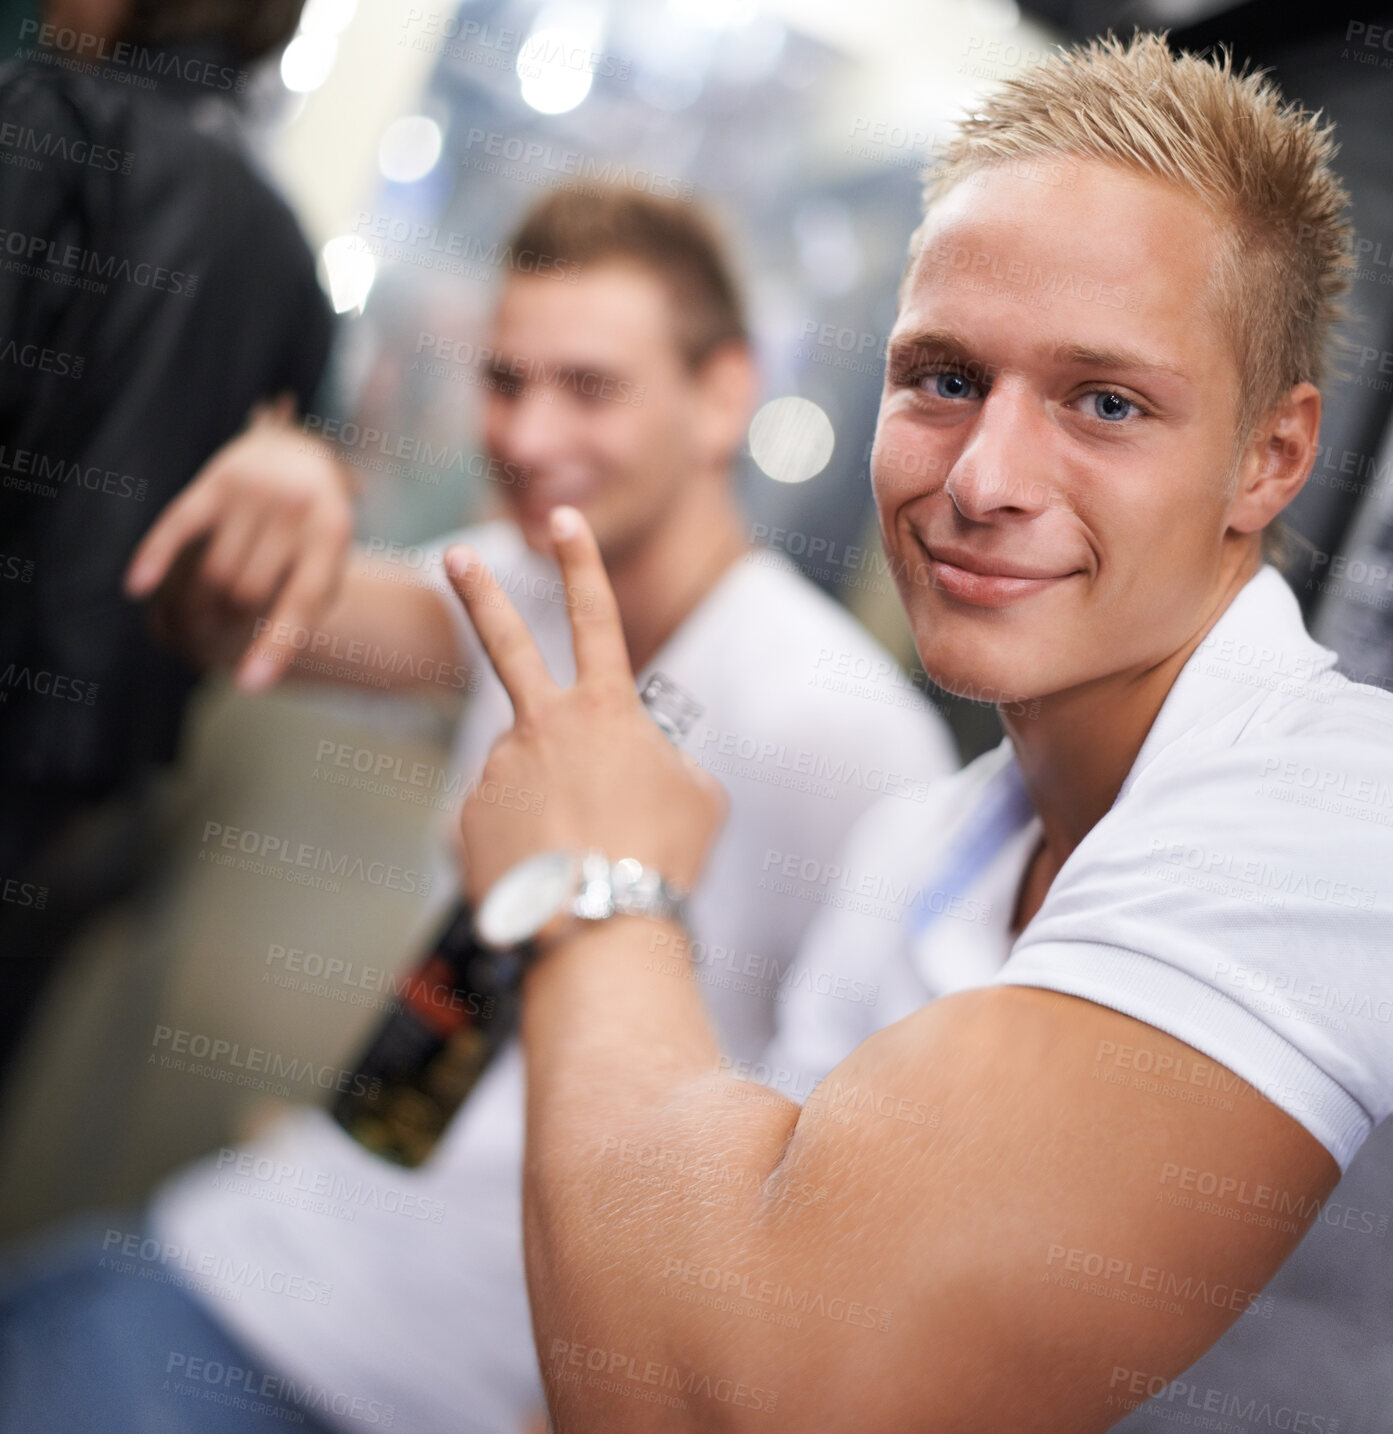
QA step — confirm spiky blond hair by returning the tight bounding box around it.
[909,32,1354,567]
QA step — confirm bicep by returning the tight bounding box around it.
[739,985,1339,1432]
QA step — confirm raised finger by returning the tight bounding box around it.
[547,506,632,689]
[444,544,556,719]
[236,539,342,692]
[124,482,220,597]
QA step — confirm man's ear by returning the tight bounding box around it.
[692,343,759,469]
[1226,383,1321,538]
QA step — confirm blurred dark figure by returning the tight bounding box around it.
[0,0,333,1077]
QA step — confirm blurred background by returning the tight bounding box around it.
[3,0,1391,1238]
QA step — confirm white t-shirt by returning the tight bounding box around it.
[151,521,957,1434]
[757,739,1038,1098]
[770,564,1393,1174]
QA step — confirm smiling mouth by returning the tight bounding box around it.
[515,475,596,511]
[918,540,1081,608]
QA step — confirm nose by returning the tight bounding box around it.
[489,386,564,468]
[945,384,1059,523]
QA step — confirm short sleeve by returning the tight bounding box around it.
[995,713,1393,1172]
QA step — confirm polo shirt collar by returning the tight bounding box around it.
[1115,563,1339,804]
[935,565,1339,920]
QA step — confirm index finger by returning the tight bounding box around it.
[547,506,633,689]
[124,481,219,597]
[444,544,557,719]
[235,534,342,693]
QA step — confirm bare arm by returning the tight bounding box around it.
[445,508,1339,1434]
[262,547,471,696]
[125,402,468,695]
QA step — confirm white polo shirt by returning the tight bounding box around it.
[770,563,1393,1174]
[151,521,958,1434]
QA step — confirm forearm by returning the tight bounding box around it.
[270,554,471,695]
[519,916,801,1430]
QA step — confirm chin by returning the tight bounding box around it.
[513,513,552,554]
[510,502,579,548]
[509,492,610,550]
[916,634,1046,710]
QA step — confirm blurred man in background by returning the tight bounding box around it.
[0,186,958,1433]
[0,0,332,1075]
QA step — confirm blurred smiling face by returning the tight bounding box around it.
[482,263,707,561]
[873,159,1252,706]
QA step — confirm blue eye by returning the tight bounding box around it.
[1090,391,1135,421]
[931,371,980,400]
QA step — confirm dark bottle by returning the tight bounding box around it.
[331,903,526,1167]
[332,671,703,1166]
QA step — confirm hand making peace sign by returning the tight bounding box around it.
[443,506,728,911]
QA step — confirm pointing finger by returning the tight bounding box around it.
[124,481,219,598]
[444,544,556,719]
[548,506,632,690]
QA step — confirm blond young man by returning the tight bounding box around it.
[443,35,1393,1432]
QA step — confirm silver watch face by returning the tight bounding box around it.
[475,849,581,950]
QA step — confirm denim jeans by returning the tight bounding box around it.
[0,1211,340,1434]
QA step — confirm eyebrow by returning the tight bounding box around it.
[1051,342,1187,380]
[885,328,973,363]
[885,329,1187,383]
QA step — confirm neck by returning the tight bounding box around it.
[1001,548,1262,892]
[606,473,750,674]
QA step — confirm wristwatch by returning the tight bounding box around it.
[474,849,688,952]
